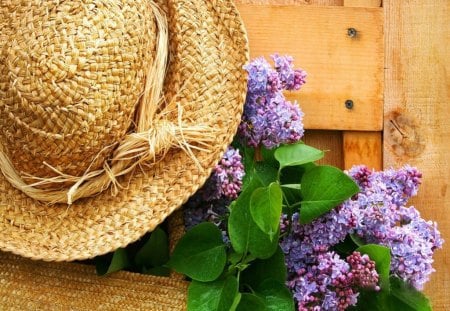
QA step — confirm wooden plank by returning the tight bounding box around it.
[236,4,384,130]
[343,131,382,170]
[384,0,449,309]
[303,130,343,168]
[342,1,383,172]
[236,0,343,5]
[343,0,381,7]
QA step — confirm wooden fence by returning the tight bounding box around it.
[237,0,449,309]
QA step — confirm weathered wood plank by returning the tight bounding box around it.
[384,0,450,309]
[343,0,381,7]
[342,0,383,172]
[303,130,344,168]
[236,0,343,5]
[236,4,384,130]
[343,131,382,170]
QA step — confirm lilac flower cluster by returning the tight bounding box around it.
[199,146,245,201]
[281,210,378,310]
[287,250,379,311]
[183,147,244,241]
[281,165,443,309]
[238,55,306,149]
[348,165,444,290]
[281,205,357,273]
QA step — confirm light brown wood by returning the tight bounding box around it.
[303,130,343,168]
[384,0,449,309]
[343,0,381,7]
[342,0,383,172]
[343,131,382,170]
[236,0,343,5]
[236,4,384,130]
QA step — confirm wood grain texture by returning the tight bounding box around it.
[342,0,383,172]
[303,130,343,168]
[384,0,449,309]
[236,0,343,5]
[343,131,382,170]
[236,4,384,130]
[343,0,381,7]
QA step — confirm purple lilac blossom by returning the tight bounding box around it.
[287,250,378,311]
[239,55,306,149]
[282,165,442,308]
[199,146,245,201]
[347,165,444,290]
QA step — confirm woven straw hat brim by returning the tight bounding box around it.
[0,251,188,310]
[0,0,249,261]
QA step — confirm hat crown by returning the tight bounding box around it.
[0,0,156,185]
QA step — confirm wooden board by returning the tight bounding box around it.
[237,0,343,5]
[384,0,450,309]
[303,130,343,168]
[342,0,383,171]
[236,4,384,130]
[343,131,382,170]
[343,0,381,7]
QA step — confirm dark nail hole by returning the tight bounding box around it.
[347,28,357,38]
[345,100,354,110]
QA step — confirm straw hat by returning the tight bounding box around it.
[0,0,248,261]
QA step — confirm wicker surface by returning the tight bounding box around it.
[0,0,249,261]
[0,251,188,310]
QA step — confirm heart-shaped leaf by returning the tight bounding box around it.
[228,177,279,259]
[188,276,239,311]
[168,222,226,282]
[274,142,324,169]
[300,165,359,224]
[250,182,283,239]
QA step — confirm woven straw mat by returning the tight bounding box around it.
[0,0,249,261]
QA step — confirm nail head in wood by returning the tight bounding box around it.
[347,28,357,38]
[345,100,354,109]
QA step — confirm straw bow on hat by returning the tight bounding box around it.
[0,0,248,261]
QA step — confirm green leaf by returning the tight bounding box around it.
[134,227,169,268]
[333,235,359,256]
[256,279,294,311]
[188,276,239,311]
[356,244,391,292]
[168,222,226,282]
[274,142,324,169]
[142,266,171,276]
[228,178,279,259]
[230,293,242,311]
[250,182,283,239]
[254,162,279,186]
[241,146,256,191]
[281,184,301,190]
[390,277,432,311]
[354,277,432,311]
[350,233,367,247]
[241,246,287,288]
[95,248,130,276]
[236,293,266,311]
[300,165,359,224]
